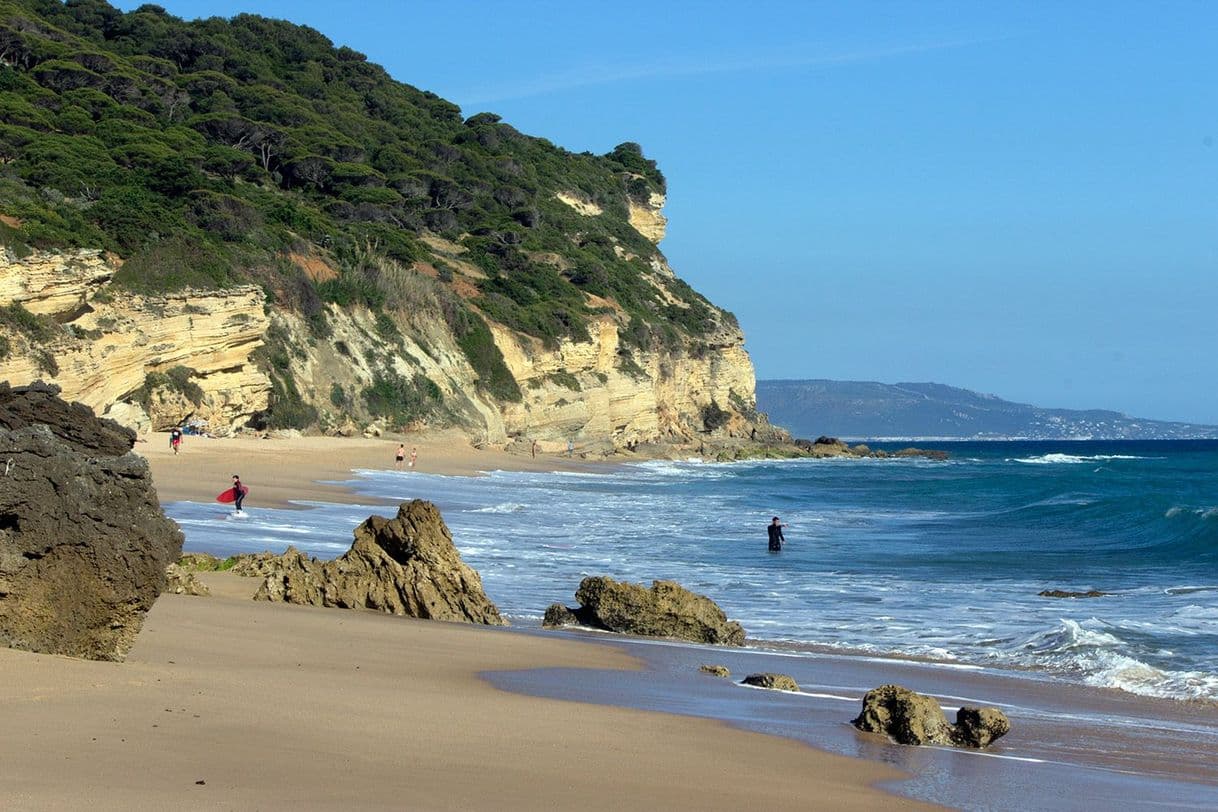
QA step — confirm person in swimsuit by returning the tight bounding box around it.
[767,516,785,552]
[409,447,417,470]
[395,444,406,470]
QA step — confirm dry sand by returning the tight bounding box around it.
[142,429,608,508]
[0,573,935,810]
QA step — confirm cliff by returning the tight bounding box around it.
[0,1,776,450]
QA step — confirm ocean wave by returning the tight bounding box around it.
[1165,506,1218,520]
[1018,619,1218,701]
[469,502,527,514]
[1010,453,1151,465]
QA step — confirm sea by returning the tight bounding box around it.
[165,439,1218,705]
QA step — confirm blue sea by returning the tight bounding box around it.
[165,440,1218,703]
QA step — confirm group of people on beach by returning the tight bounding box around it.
[395,444,417,471]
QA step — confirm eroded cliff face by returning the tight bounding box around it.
[1,197,770,451]
[1,249,270,433]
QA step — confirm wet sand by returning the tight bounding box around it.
[490,632,1218,810]
[0,573,936,810]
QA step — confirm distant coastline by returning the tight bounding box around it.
[757,379,1218,441]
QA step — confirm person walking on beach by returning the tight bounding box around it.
[409,447,418,470]
[170,426,183,455]
[395,443,406,470]
[531,439,538,459]
[767,516,785,552]
[231,474,246,514]
[567,438,575,458]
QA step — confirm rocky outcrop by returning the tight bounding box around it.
[1038,589,1109,599]
[851,684,1011,749]
[628,191,668,243]
[253,500,506,625]
[742,673,799,691]
[0,382,183,660]
[699,664,731,678]
[164,563,211,596]
[793,437,949,461]
[1,250,270,433]
[542,576,745,645]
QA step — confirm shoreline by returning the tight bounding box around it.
[1,572,936,810]
[141,429,616,509]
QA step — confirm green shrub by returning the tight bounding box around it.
[362,371,441,427]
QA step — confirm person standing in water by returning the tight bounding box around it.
[395,443,406,470]
[409,447,418,470]
[231,474,246,514]
[767,516,785,552]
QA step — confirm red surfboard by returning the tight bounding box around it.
[216,486,249,504]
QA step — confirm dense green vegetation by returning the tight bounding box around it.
[0,0,731,421]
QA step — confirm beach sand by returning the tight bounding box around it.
[0,572,935,810]
[0,432,942,809]
[142,429,607,508]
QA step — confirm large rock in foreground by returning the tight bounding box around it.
[253,500,506,625]
[543,576,745,645]
[852,684,1011,748]
[0,382,183,660]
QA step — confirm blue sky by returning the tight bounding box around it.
[120,1,1218,423]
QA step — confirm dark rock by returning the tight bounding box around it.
[0,381,134,456]
[1038,589,1109,599]
[742,672,799,691]
[542,602,579,628]
[0,383,183,660]
[953,706,1011,748]
[253,500,506,625]
[544,576,745,645]
[852,684,1010,748]
[699,664,730,678]
[892,448,950,461]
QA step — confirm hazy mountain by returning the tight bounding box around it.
[756,380,1218,440]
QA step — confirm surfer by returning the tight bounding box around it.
[767,516,785,552]
[231,474,246,513]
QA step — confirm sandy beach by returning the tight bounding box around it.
[1,571,933,810]
[0,431,945,810]
[142,429,610,508]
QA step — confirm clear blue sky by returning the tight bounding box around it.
[121,1,1218,423]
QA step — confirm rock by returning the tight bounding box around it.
[542,603,580,628]
[226,552,284,578]
[892,448,950,461]
[544,576,745,645]
[362,423,382,438]
[0,382,183,660]
[1038,589,1109,599]
[253,500,506,625]
[269,428,303,440]
[953,706,1011,748]
[742,673,799,691]
[164,563,211,596]
[851,684,1010,748]
[103,401,152,436]
[178,552,224,571]
[699,664,731,678]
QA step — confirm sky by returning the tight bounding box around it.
[119,1,1218,423]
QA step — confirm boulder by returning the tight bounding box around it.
[953,706,1011,748]
[0,382,183,660]
[542,603,580,627]
[543,576,745,645]
[742,672,799,691]
[253,500,506,625]
[178,552,225,571]
[164,563,211,596]
[851,684,1010,748]
[699,664,731,678]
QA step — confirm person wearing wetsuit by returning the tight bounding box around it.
[767,516,785,552]
[232,474,245,513]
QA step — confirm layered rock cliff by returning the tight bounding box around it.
[1,249,270,434]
